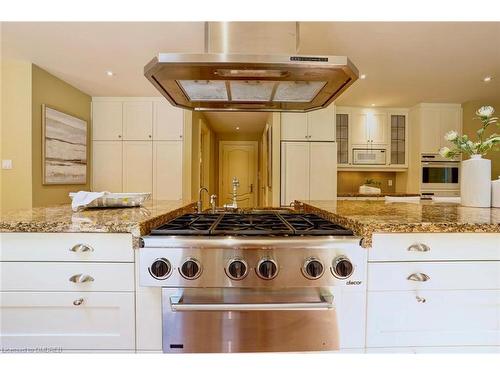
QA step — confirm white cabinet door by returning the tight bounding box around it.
[92,101,123,141]
[308,106,335,141]
[0,291,135,351]
[122,141,152,193]
[309,142,337,200]
[420,108,441,153]
[153,101,184,140]
[281,142,310,205]
[366,290,500,347]
[369,113,388,145]
[351,113,369,145]
[153,141,183,200]
[92,141,122,192]
[123,101,153,140]
[280,113,308,140]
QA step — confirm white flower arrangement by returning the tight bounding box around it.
[439,106,499,159]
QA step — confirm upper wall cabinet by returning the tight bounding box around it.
[123,102,153,140]
[92,102,123,140]
[351,111,388,146]
[281,106,335,141]
[153,101,184,140]
[413,104,463,154]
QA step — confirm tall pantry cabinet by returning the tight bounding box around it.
[92,98,184,200]
[280,106,337,205]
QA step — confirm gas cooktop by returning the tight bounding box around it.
[150,212,353,236]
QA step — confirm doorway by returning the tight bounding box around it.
[218,141,258,208]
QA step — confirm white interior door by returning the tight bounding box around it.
[153,141,183,200]
[309,142,337,200]
[281,142,310,205]
[92,141,122,192]
[122,141,152,193]
[219,141,258,208]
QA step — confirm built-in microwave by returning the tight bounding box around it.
[420,153,460,197]
[352,148,386,165]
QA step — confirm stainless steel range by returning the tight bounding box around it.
[140,211,366,353]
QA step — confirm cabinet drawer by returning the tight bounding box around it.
[0,292,135,351]
[370,233,500,261]
[366,290,500,347]
[0,233,133,262]
[368,261,500,291]
[0,262,134,292]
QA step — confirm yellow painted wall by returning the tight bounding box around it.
[1,60,33,210]
[337,171,397,194]
[31,65,91,206]
[462,100,500,180]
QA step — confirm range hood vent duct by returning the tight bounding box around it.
[144,22,359,112]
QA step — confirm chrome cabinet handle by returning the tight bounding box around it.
[69,274,95,283]
[73,298,84,306]
[169,294,334,312]
[407,243,430,252]
[69,243,94,253]
[416,296,426,303]
[407,273,430,282]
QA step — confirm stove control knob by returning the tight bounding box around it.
[331,256,354,279]
[256,258,278,280]
[302,257,324,280]
[149,258,172,280]
[180,258,202,280]
[226,259,248,280]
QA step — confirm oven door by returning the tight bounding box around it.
[162,288,338,353]
[421,161,460,191]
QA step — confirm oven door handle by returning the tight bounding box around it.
[169,294,334,311]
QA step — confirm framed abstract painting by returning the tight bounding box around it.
[42,105,87,185]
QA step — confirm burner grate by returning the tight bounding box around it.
[279,213,353,236]
[151,214,221,235]
[211,213,294,236]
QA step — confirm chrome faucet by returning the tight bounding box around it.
[197,187,209,213]
[224,177,240,211]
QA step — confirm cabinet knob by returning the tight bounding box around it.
[69,274,95,283]
[407,243,430,252]
[118,135,122,138]
[407,273,430,282]
[415,296,426,303]
[148,135,152,138]
[73,298,84,306]
[179,135,183,139]
[69,243,94,253]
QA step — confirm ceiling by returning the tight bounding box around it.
[204,112,269,134]
[2,22,499,109]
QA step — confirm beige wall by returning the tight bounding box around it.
[1,60,33,210]
[337,171,397,194]
[462,100,500,180]
[31,65,91,207]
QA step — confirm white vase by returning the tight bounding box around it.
[460,154,491,207]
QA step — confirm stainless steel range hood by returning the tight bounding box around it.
[144,23,359,112]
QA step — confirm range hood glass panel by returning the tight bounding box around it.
[273,81,327,102]
[230,81,276,102]
[177,80,228,101]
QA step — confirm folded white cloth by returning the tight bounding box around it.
[359,185,381,194]
[432,196,461,203]
[385,196,421,203]
[71,191,106,212]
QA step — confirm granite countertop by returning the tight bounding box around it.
[0,200,196,240]
[337,193,420,197]
[299,200,500,248]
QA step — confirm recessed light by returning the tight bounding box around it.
[360,74,366,79]
[236,126,240,130]
[483,76,493,82]
[371,103,376,106]
[106,71,114,77]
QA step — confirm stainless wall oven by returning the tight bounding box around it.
[420,154,460,197]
